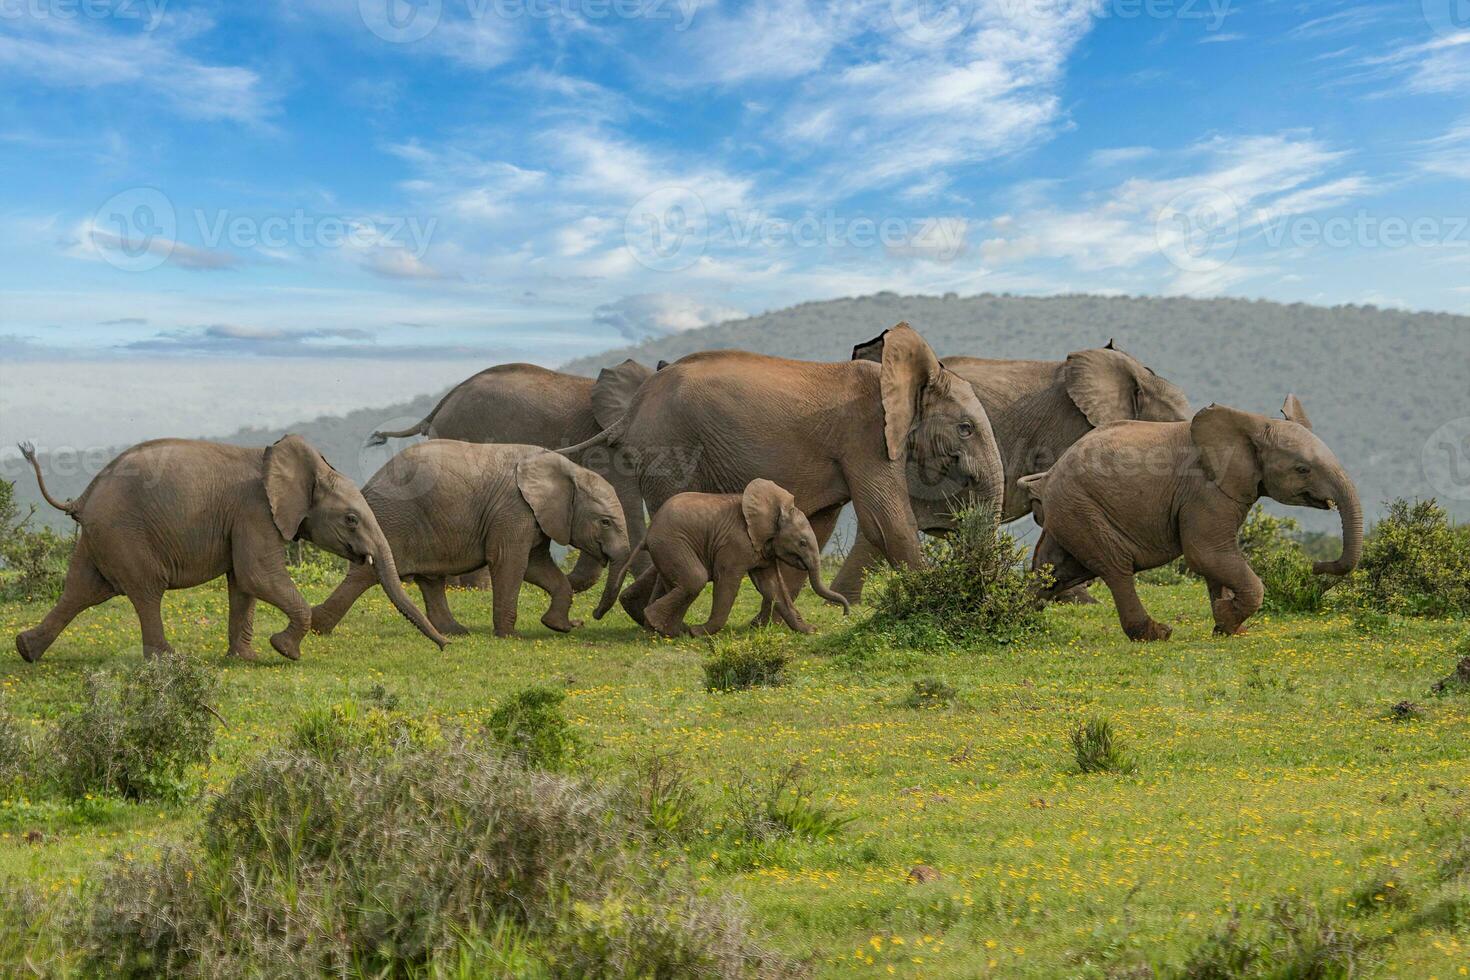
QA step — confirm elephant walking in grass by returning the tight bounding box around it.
[597,480,849,637]
[310,443,630,639]
[1022,396,1362,641]
[560,322,1005,626]
[832,341,1191,603]
[369,360,651,591]
[14,436,447,663]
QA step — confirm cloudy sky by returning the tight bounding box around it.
[1,0,1467,442]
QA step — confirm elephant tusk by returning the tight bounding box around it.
[1326,498,1337,510]
[366,554,375,566]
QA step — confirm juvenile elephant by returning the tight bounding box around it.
[832,341,1191,602]
[1023,396,1362,641]
[562,322,1004,625]
[14,436,447,662]
[310,442,629,638]
[369,360,650,591]
[597,480,849,637]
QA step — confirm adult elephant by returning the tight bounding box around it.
[830,341,1191,602]
[369,360,651,590]
[561,322,1005,623]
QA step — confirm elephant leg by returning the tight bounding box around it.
[16,551,116,663]
[309,563,377,635]
[450,567,492,591]
[235,544,311,661]
[1187,549,1263,637]
[488,549,531,638]
[1101,571,1171,642]
[417,577,470,636]
[755,505,839,626]
[830,533,881,605]
[127,590,174,657]
[689,571,741,637]
[644,559,706,638]
[226,573,260,661]
[566,549,604,594]
[753,565,813,635]
[525,541,581,633]
[619,565,660,628]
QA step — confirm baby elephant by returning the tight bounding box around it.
[597,479,849,637]
[310,442,629,638]
[1023,395,1361,641]
[15,436,447,662]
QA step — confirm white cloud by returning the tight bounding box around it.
[592,292,746,341]
[1089,146,1155,167]
[1418,120,1470,180]
[1359,31,1470,96]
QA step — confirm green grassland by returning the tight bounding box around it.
[1,573,1467,977]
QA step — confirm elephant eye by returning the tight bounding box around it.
[599,516,613,527]
[957,421,974,438]
[1294,464,1310,475]
[344,513,360,528]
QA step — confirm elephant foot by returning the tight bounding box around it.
[789,622,817,635]
[1125,620,1172,642]
[494,628,523,639]
[619,596,650,629]
[307,606,336,636]
[435,620,472,637]
[1053,585,1098,605]
[748,611,773,628]
[15,631,47,664]
[540,613,583,633]
[229,644,262,663]
[687,624,721,638]
[270,631,302,661]
[1213,622,1250,637]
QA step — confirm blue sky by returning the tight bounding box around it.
[0,0,1466,384]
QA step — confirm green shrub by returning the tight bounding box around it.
[290,694,442,762]
[79,745,786,978]
[1345,873,1412,915]
[902,676,958,709]
[621,748,708,843]
[1069,717,1137,775]
[51,651,219,802]
[1175,899,1380,978]
[865,505,1047,647]
[703,630,792,692]
[485,685,581,770]
[284,540,348,586]
[1237,506,1331,613]
[0,702,34,790]
[0,478,71,602]
[1344,498,1470,617]
[725,762,854,842]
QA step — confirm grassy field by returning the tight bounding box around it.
[0,572,1467,977]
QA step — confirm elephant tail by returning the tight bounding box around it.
[1018,471,1049,527]
[367,418,430,447]
[17,443,79,519]
[559,414,628,458]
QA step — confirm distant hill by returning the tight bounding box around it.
[6,294,1467,533]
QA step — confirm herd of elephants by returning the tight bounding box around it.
[12,322,1362,663]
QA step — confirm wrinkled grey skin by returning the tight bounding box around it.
[14,436,446,663]
[1023,396,1362,641]
[560,323,1005,627]
[310,443,629,638]
[597,479,849,637]
[832,341,1191,602]
[369,360,650,591]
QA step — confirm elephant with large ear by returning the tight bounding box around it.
[562,322,1005,626]
[368,360,651,591]
[1024,395,1361,641]
[597,479,849,637]
[832,340,1191,602]
[14,436,447,663]
[310,443,630,638]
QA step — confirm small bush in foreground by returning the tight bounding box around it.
[0,477,71,602]
[725,762,854,842]
[621,748,708,843]
[80,744,787,978]
[1069,717,1137,775]
[0,703,34,790]
[1239,506,1331,613]
[290,694,442,762]
[902,676,958,709]
[865,506,1047,647]
[51,651,218,802]
[703,630,791,692]
[1176,899,1380,978]
[485,685,581,770]
[1344,498,1470,618]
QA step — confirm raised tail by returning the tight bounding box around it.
[366,419,429,447]
[17,443,78,518]
[559,414,629,458]
[593,536,646,620]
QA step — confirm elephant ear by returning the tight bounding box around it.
[1280,393,1313,430]
[515,451,578,545]
[741,479,795,555]
[857,322,944,462]
[1063,346,1142,426]
[1018,471,1049,527]
[1190,404,1265,503]
[590,359,653,429]
[263,434,330,540]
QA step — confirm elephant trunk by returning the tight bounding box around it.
[1312,470,1362,578]
[805,560,850,615]
[594,539,645,620]
[370,540,450,649]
